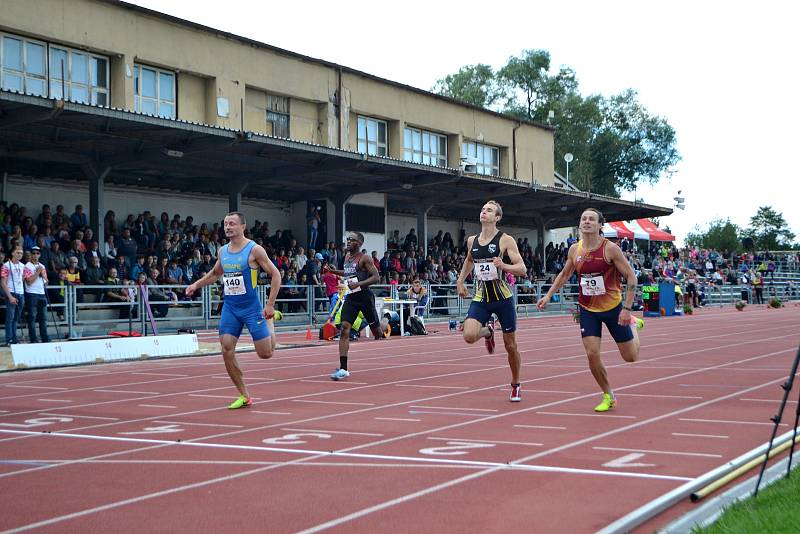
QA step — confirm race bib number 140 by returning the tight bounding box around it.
[224,272,246,295]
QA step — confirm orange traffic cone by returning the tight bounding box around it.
[306,326,314,340]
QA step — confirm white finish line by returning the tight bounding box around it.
[0,429,692,482]
[10,334,199,369]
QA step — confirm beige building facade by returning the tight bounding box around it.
[1,0,554,186]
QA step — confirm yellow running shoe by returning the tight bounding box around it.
[634,317,644,330]
[228,395,252,409]
[594,393,616,412]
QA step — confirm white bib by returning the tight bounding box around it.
[580,274,606,296]
[344,276,361,294]
[223,272,246,296]
[473,261,499,281]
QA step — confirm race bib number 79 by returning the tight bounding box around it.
[580,274,606,296]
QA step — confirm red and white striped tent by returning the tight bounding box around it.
[601,219,675,242]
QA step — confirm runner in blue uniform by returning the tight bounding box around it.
[186,212,281,409]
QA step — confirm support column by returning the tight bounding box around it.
[82,163,111,247]
[228,181,249,213]
[415,201,433,257]
[1,171,7,203]
[329,193,352,248]
[534,216,546,256]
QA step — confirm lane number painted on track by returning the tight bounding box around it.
[603,453,655,468]
[0,416,74,428]
[419,441,496,456]
[119,424,183,435]
[262,433,332,445]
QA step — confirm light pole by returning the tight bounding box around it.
[564,152,573,186]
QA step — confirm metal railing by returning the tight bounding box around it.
[2,278,797,341]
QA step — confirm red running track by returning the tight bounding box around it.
[0,305,798,533]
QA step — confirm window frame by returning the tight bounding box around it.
[357,115,388,156]
[461,140,500,176]
[266,93,290,138]
[0,32,49,97]
[403,126,448,167]
[47,43,109,106]
[133,63,176,119]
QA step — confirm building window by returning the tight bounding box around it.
[0,34,48,97]
[266,94,289,137]
[403,127,447,167]
[134,64,175,119]
[462,141,500,176]
[357,116,387,156]
[48,45,108,106]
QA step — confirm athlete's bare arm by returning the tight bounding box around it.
[185,259,223,297]
[252,244,281,318]
[606,241,637,323]
[537,243,578,310]
[497,234,527,277]
[355,254,380,289]
[456,236,476,299]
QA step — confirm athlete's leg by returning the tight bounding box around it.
[502,332,521,384]
[220,334,248,398]
[462,318,492,343]
[617,328,640,363]
[582,335,610,394]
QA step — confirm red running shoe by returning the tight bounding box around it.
[485,318,495,354]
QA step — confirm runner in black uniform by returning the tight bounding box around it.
[324,231,383,380]
[457,200,527,401]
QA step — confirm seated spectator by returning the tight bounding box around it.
[70,204,88,229]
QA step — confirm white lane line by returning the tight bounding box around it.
[281,428,384,437]
[39,413,118,421]
[138,404,176,409]
[520,389,581,394]
[293,400,374,406]
[408,410,489,417]
[37,399,72,403]
[679,384,743,388]
[396,385,469,390]
[618,393,703,399]
[536,411,636,419]
[94,389,160,395]
[300,380,370,385]
[680,417,788,426]
[132,372,189,378]
[0,410,8,413]
[251,411,292,415]
[374,417,421,422]
[409,406,498,412]
[0,428,692,482]
[428,437,543,447]
[740,398,797,404]
[188,394,261,400]
[154,421,243,429]
[671,433,728,439]
[6,385,69,390]
[593,446,722,458]
[514,424,566,430]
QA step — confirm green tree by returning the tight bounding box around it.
[431,64,503,108]
[742,206,796,250]
[432,49,680,196]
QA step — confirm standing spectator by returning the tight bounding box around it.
[2,247,26,345]
[70,204,88,229]
[307,205,320,250]
[321,262,340,307]
[117,228,138,270]
[23,246,50,343]
[752,270,764,304]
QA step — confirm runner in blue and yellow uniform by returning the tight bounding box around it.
[537,208,644,412]
[187,212,281,409]
[457,200,527,402]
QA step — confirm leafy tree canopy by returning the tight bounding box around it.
[433,49,680,196]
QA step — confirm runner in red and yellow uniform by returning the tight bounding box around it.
[537,208,644,412]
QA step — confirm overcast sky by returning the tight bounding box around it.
[129,0,799,246]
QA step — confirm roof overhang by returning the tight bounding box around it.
[0,91,672,229]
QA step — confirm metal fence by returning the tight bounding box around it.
[2,278,797,341]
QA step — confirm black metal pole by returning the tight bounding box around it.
[754,346,800,496]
